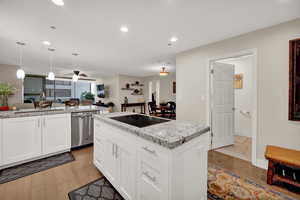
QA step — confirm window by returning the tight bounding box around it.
[24,76,92,103]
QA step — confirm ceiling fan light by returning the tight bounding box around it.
[159,67,169,76]
[16,69,25,79]
[47,72,55,80]
[72,74,79,82]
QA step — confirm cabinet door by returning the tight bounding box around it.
[42,114,71,155]
[94,137,105,169]
[2,116,42,165]
[117,141,136,200]
[103,138,118,184]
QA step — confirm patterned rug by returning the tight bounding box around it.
[68,177,123,200]
[0,152,74,184]
[208,166,296,200]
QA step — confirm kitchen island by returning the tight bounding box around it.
[0,106,108,170]
[93,112,210,200]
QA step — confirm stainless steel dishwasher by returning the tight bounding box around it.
[71,111,98,148]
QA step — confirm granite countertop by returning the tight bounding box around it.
[0,105,108,119]
[93,112,210,149]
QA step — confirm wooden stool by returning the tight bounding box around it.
[265,145,300,187]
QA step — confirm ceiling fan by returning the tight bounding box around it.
[64,70,88,77]
[64,70,88,81]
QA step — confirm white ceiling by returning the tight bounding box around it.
[0,0,299,78]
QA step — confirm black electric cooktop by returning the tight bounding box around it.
[110,114,169,128]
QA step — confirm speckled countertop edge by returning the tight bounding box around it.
[93,112,210,149]
[0,106,108,119]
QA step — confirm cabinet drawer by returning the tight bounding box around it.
[138,141,168,171]
[139,161,165,200]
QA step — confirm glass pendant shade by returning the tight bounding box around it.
[16,69,25,79]
[47,72,55,80]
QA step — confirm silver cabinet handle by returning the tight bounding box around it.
[115,145,118,158]
[142,146,156,155]
[38,119,40,128]
[43,118,46,127]
[112,144,115,157]
[143,171,156,182]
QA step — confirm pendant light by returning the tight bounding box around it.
[16,42,26,79]
[72,53,79,82]
[47,48,55,80]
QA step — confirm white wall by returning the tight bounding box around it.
[176,18,300,162]
[118,75,145,113]
[143,73,176,104]
[96,74,146,112]
[221,56,253,138]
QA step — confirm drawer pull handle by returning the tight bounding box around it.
[143,171,156,182]
[142,146,156,155]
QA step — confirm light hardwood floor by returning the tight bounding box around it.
[0,147,102,200]
[215,135,252,161]
[0,147,299,200]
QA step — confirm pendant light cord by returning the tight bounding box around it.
[19,45,23,67]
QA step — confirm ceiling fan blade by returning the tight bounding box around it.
[64,73,74,76]
[79,73,88,77]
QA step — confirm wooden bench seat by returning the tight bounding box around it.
[265,145,300,187]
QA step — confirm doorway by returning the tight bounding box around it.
[209,49,257,164]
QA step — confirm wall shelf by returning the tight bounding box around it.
[131,83,144,87]
[121,88,134,91]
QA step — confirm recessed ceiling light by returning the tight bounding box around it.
[170,37,178,42]
[43,41,51,46]
[120,26,129,33]
[52,0,64,6]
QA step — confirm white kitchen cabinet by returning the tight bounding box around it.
[42,114,71,155]
[117,139,136,200]
[2,116,42,165]
[94,118,210,200]
[1,114,71,169]
[94,122,137,200]
[103,137,118,184]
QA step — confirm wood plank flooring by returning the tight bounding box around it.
[0,147,299,200]
[0,147,102,200]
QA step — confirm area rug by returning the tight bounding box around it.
[68,166,296,200]
[208,166,296,200]
[0,152,74,184]
[68,177,123,200]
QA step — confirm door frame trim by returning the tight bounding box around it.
[207,48,258,167]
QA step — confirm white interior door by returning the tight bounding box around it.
[211,62,234,149]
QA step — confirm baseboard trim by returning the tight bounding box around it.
[255,158,268,169]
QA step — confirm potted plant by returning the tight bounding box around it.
[80,91,95,105]
[107,102,115,113]
[0,83,16,111]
